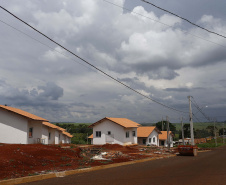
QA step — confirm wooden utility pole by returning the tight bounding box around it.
[223,122,225,144]
[188,96,194,145]
[87,133,88,144]
[181,117,185,145]
[162,117,164,131]
[166,116,170,150]
[214,119,217,147]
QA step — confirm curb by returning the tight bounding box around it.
[0,154,176,185]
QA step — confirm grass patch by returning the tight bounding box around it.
[197,142,226,148]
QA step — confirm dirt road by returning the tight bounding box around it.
[23,146,226,185]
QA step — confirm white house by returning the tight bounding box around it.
[89,117,141,145]
[159,131,174,147]
[0,105,72,144]
[137,126,161,146]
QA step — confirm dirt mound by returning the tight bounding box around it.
[99,144,139,153]
[0,144,81,180]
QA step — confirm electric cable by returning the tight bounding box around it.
[103,0,226,49]
[142,0,226,39]
[0,5,188,114]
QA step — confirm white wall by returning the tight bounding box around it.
[160,135,173,147]
[93,120,137,145]
[0,109,28,144]
[55,130,60,144]
[146,130,159,146]
[138,130,159,146]
[28,121,43,144]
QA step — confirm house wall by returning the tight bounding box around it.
[41,125,49,144]
[27,121,43,144]
[138,130,159,146]
[92,120,137,145]
[60,134,66,144]
[0,109,28,144]
[65,136,71,144]
[46,127,56,144]
[160,135,173,147]
[123,127,137,145]
[55,130,60,144]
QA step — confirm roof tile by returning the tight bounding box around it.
[89,117,141,128]
[0,105,48,121]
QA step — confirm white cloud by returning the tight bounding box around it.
[1,0,226,122]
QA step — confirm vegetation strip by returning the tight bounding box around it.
[0,154,176,185]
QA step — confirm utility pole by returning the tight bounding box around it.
[162,117,164,131]
[87,133,88,144]
[214,119,217,147]
[181,117,185,145]
[188,96,194,145]
[223,122,225,144]
[166,116,170,150]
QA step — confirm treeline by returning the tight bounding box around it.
[155,121,217,140]
[55,123,92,144]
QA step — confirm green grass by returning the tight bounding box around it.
[197,143,226,148]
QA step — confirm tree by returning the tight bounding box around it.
[206,125,218,136]
[219,128,226,136]
[155,121,176,132]
[55,123,92,144]
[194,129,210,138]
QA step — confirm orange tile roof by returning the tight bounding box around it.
[159,131,173,140]
[137,126,161,137]
[42,122,72,137]
[88,134,93,139]
[63,131,73,138]
[43,122,58,129]
[0,105,48,121]
[89,117,141,128]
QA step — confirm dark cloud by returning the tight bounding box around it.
[0,0,226,123]
[38,82,63,100]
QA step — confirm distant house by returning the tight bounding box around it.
[0,105,72,144]
[159,131,174,147]
[89,117,140,145]
[137,126,161,146]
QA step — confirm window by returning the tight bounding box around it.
[153,137,155,143]
[149,138,152,143]
[49,132,51,140]
[29,128,33,138]
[108,131,111,135]
[132,131,136,137]
[126,131,129,138]
[96,131,101,138]
[143,139,146,144]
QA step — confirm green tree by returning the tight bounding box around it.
[155,121,176,132]
[219,128,226,136]
[206,125,218,136]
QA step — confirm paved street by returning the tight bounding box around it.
[23,146,226,185]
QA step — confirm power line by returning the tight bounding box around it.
[191,97,211,122]
[0,5,188,114]
[142,0,226,39]
[103,0,226,49]
[0,19,96,73]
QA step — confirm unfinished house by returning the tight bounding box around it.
[89,117,141,145]
[137,126,161,146]
[0,105,72,144]
[159,131,174,147]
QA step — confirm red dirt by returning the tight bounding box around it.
[0,143,176,180]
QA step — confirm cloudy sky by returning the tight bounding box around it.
[0,0,226,123]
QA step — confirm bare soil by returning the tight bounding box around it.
[0,143,177,180]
